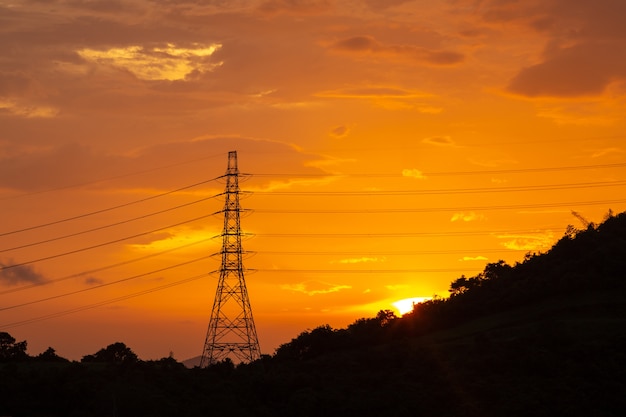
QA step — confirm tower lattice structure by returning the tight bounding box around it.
[200,151,261,367]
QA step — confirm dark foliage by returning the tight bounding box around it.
[1,211,626,416]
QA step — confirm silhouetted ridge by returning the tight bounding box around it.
[2,211,625,416]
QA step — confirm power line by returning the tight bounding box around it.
[0,177,220,237]
[0,237,215,295]
[0,195,218,253]
[0,273,210,330]
[0,255,213,312]
[0,213,217,271]
[254,248,523,255]
[252,268,475,273]
[251,161,626,178]
[253,198,626,214]
[254,228,561,238]
[253,180,626,196]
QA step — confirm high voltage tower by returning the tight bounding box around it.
[200,151,261,367]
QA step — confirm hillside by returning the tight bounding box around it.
[1,211,626,416]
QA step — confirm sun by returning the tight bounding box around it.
[392,297,431,315]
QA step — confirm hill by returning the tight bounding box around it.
[1,211,626,416]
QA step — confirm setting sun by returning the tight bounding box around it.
[393,297,432,316]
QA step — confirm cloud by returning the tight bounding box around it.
[363,0,413,11]
[590,147,624,158]
[78,43,223,81]
[498,231,555,251]
[334,256,385,264]
[402,168,426,179]
[507,42,626,98]
[329,125,349,139]
[0,261,47,286]
[422,136,455,146]
[450,212,485,222]
[280,280,352,296]
[258,0,332,15]
[536,103,623,126]
[316,86,431,100]
[84,276,104,285]
[329,35,464,66]
[459,256,488,262]
[0,99,59,118]
[315,86,436,110]
[463,0,626,98]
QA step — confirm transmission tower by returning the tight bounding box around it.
[200,151,261,367]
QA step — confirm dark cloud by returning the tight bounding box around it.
[507,42,626,97]
[461,0,626,97]
[363,0,412,11]
[84,276,104,285]
[0,261,47,286]
[329,35,464,66]
[332,36,377,52]
[330,125,349,138]
[258,0,332,15]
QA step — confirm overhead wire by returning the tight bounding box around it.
[0,273,211,330]
[0,255,214,312]
[0,177,221,237]
[0,194,219,253]
[252,198,626,214]
[0,213,218,271]
[253,179,626,196]
[251,161,626,178]
[0,237,215,296]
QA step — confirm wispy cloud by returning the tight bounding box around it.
[280,280,351,296]
[402,168,426,179]
[258,0,332,15]
[328,35,464,66]
[498,231,555,251]
[329,125,350,139]
[0,261,47,286]
[0,99,58,118]
[459,256,488,262]
[422,136,455,146]
[334,256,385,264]
[451,212,485,222]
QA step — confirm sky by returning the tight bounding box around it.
[1,0,626,362]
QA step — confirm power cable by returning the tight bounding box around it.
[0,273,210,330]
[252,198,626,214]
[253,180,626,196]
[0,213,217,271]
[0,177,220,237]
[254,228,560,238]
[254,248,523,255]
[0,237,215,295]
[251,161,626,178]
[252,268,476,273]
[0,195,218,253]
[0,255,213,312]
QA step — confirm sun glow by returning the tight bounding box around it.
[392,297,432,315]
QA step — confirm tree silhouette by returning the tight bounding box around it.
[82,342,138,363]
[0,332,28,362]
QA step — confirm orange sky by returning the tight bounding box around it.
[1,0,626,361]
